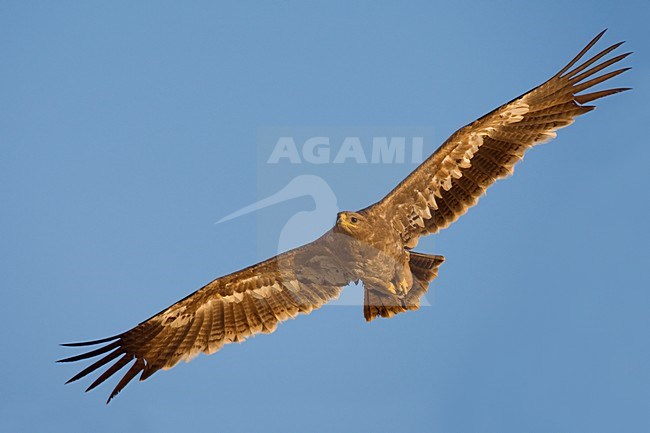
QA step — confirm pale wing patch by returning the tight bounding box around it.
[499,101,530,123]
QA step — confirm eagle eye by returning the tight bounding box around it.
[350,216,359,224]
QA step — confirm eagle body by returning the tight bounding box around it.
[60,30,631,403]
[335,210,414,297]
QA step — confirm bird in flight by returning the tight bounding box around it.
[60,30,630,403]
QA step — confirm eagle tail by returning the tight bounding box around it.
[408,251,445,283]
[363,252,445,322]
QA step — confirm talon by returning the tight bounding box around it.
[398,279,410,296]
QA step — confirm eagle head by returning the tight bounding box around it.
[335,211,367,236]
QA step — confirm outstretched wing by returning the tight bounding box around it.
[59,231,351,403]
[372,30,630,248]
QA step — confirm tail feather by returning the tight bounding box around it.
[408,252,445,283]
[363,252,445,322]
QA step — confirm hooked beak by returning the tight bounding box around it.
[336,213,353,230]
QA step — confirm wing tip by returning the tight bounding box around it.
[575,87,632,105]
[57,340,121,363]
[59,334,143,402]
[63,347,125,384]
[83,353,135,393]
[556,29,621,78]
[60,334,122,347]
[106,358,146,404]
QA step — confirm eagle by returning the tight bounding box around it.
[60,30,630,403]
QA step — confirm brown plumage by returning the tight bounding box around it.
[59,30,630,402]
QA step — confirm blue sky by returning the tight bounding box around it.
[2,1,649,432]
